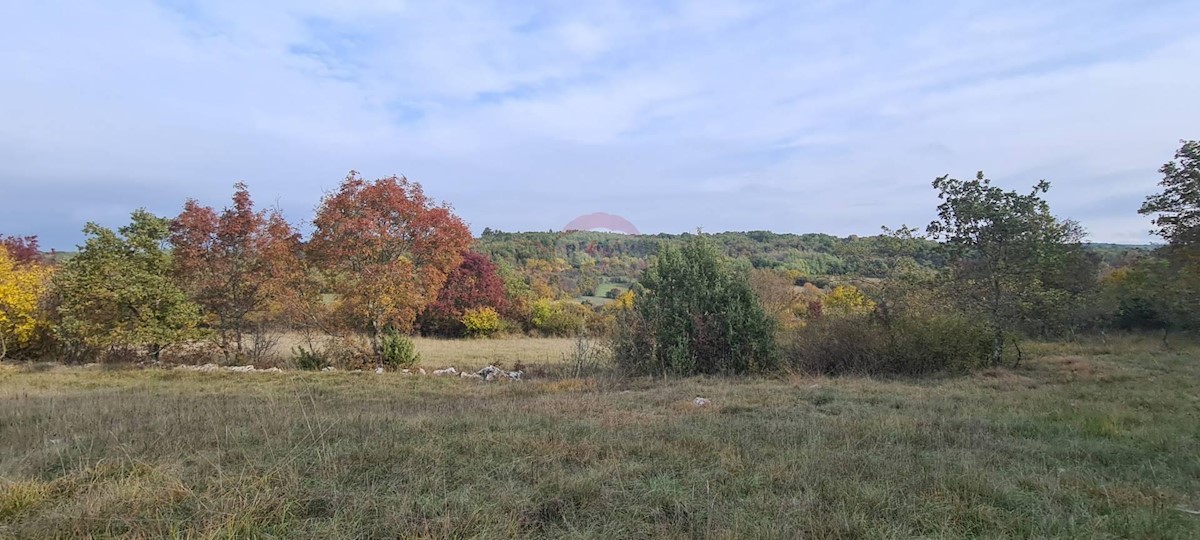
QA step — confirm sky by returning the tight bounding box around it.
[2,1,1198,249]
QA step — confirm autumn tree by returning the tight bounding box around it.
[0,245,53,359]
[170,183,304,359]
[419,251,508,337]
[1,235,42,266]
[309,171,471,355]
[748,268,802,329]
[55,210,202,361]
[927,172,1083,365]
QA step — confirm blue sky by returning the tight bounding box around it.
[2,0,1198,249]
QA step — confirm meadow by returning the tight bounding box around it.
[1,337,1198,538]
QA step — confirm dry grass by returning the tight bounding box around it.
[270,333,577,369]
[2,339,1199,538]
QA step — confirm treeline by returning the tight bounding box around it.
[612,141,1200,376]
[1,141,1197,375]
[0,171,636,368]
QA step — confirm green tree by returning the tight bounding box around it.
[927,172,1082,365]
[55,210,202,361]
[614,234,776,375]
[1136,140,1200,336]
[1140,140,1200,248]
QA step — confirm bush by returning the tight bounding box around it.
[380,330,420,370]
[461,307,501,337]
[292,346,328,371]
[613,235,777,376]
[785,312,993,375]
[531,299,589,337]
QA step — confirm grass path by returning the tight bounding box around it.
[1,339,1198,538]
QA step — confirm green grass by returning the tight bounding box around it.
[1,338,1199,538]
[578,279,630,306]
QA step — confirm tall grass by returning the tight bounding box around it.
[1,340,1198,537]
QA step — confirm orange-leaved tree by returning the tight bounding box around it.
[309,171,471,355]
[170,182,305,359]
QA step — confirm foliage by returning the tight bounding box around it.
[823,285,876,317]
[308,171,471,356]
[530,299,589,337]
[0,235,42,266]
[926,172,1084,365]
[748,268,803,330]
[420,251,508,337]
[170,183,305,361]
[0,246,53,359]
[291,345,328,371]
[1140,140,1200,248]
[54,210,203,361]
[1134,140,1200,337]
[379,330,420,369]
[613,234,777,376]
[786,310,993,375]
[461,306,501,337]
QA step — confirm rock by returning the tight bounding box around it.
[418,368,427,375]
[432,367,457,376]
[260,367,282,373]
[227,365,255,373]
[460,371,483,379]
[507,370,524,381]
[374,367,385,374]
[401,369,411,374]
[321,366,337,372]
[693,397,711,408]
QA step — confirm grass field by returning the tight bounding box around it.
[2,338,1199,538]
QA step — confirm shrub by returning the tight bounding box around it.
[292,346,328,371]
[380,330,420,370]
[613,234,777,376]
[461,306,501,337]
[531,299,589,337]
[785,312,993,375]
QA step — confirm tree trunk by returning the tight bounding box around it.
[991,326,1006,367]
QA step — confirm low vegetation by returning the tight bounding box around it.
[2,338,1198,537]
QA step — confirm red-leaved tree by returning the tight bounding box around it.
[169,182,304,359]
[308,171,471,354]
[419,251,508,337]
[1,235,42,266]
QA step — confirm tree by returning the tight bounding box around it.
[1135,140,1200,337]
[309,171,471,355]
[1140,140,1200,249]
[926,172,1081,365]
[613,234,776,375]
[0,235,42,266]
[419,251,508,337]
[170,183,304,359]
[824,285,876,317]
[55,210,202,361]
[0,246,53,359]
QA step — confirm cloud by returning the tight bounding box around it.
[1,0,1197,248]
